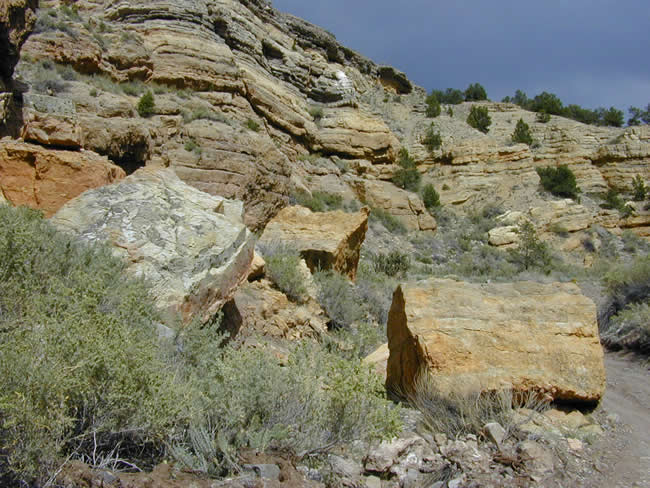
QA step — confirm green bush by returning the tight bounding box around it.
[430,88,464,105]
[422,124,442,154]
[391,148,421,192]
[371,251,410,277]
[293,191,343,212]
[598,256,650,353]
[245,118,261,132]
[511,118,533,146]
[421,183,441,212]
[137,91,155,117]
[173,333,401,474]
[425,92,441,118]
[536,165,580,200]
[314,270,365,329]
[0,206,189,485]
[308,105,324,121]
[369,207,407,234]
[628,104,650,126]
[508,220,552,272]
[466,105,491,133]
[531,91,563,115]
[464,83,488,101]
[259,243,308,303]
[184,137,202,155]
[632,175,647,201]
[536,110,551,123]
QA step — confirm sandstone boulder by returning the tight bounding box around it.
[351,179,436,232]
[386,279,606,403]
[21,94,82,148]
[258,205,369,280]
[51,167,254,324]
[0,140,125,216]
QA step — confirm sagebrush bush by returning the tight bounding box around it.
[258,242,308,302]
[466,105,491,133]
[293,191,343,212]
[598,255,650,353]
[371,250,410,277]
[355,262,398,325]
[173,330,401,474]
[632,175,647,201]
[0,206,190,485]
[369,207,407,234]
[314,270,365,329]
[391,148,421,192]
[422,124,442,154]
[137,91,155,117]
[536,165,580,200]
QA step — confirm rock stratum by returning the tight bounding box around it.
[385,278,606,403]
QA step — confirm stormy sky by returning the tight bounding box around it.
[272,0,650,115]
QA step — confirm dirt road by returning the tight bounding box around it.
[590,352,650,488]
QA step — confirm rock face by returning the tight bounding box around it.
[386,278,606,403]
[51,167,254,323]
[21,93,82,148]
[259,205,369,280]
[0,139,125,216]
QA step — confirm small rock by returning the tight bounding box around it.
[567,438,583,451]
[363,475,382,488]
[519,440,554,475]
[242,463,281,481]
[329,454,362,480]
[365,436,421,473]
[448,475,466,488]
[484,422,506,447]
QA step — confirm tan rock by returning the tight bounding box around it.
[248,252,266,281]
[364,343,389,381]
[231,279,327,341]
[21,94,81,148]
[259,205,369,280]
[51,168,254,323]
[386,278,606,403]
[488,225,519,246]
[0,140,125,216]
[351,179,436,232]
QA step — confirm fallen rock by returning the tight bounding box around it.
[248,251,266,281]
[259,205,369,280]
[488,225,519,246]
[483,422,506,448]
[51,167,254,323]
[386,278,606,403]
[364,435,423,474]
[21,94,81,148]
[0,140,125,216]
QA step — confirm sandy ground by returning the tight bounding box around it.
[588,352,650,488]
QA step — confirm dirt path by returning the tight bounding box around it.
[589,352,650,488]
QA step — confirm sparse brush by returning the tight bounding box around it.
[258,242,308,303]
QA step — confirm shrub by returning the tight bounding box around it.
[405,371,548,438]
[245,118,260,132]
[598,256,650,353]
[172,338,401,474]
[314,270,365,329]
[602,303,650,353]
[184,137,202,155]
[391,148,421,192]
[446,106,454,117]
[536,110,551,123]
[308,105,324,122]
[508,220,552,271]
[369,207,407,234]
[601,107,624,127]
[32,78,66,94]
[421,183,441,212]
[425,92,441,118]
[431,88,464,105]
[0,206,189,485]
[259,243,308,302]
[632,175,647,201]
[628,104,650,126]
[511,118,533,146]
[466,105,491,133]
[371,251,410,277]
[464,83,488,101]
[422,124,442,154]
[136,91,155,117]
[122,80,147,96]
[535,165,580,200]
[293,191,343,213]
[355,262,398,325]
[531,91,563,115]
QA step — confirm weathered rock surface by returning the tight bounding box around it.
[259,205,369,280]
[51,167,254,323]
[21,93,82,148]
[0,139,125,216]
[0,0,37,89]
[386,278,606,403]
[351,179,436,231]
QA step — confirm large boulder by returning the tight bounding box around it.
[51,167,254,324]
[386,278,606,403]
[0,140,125,216]
[258,205,369,280]
[21,94,82,149]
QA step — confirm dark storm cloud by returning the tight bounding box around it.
[272,0,650,112]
